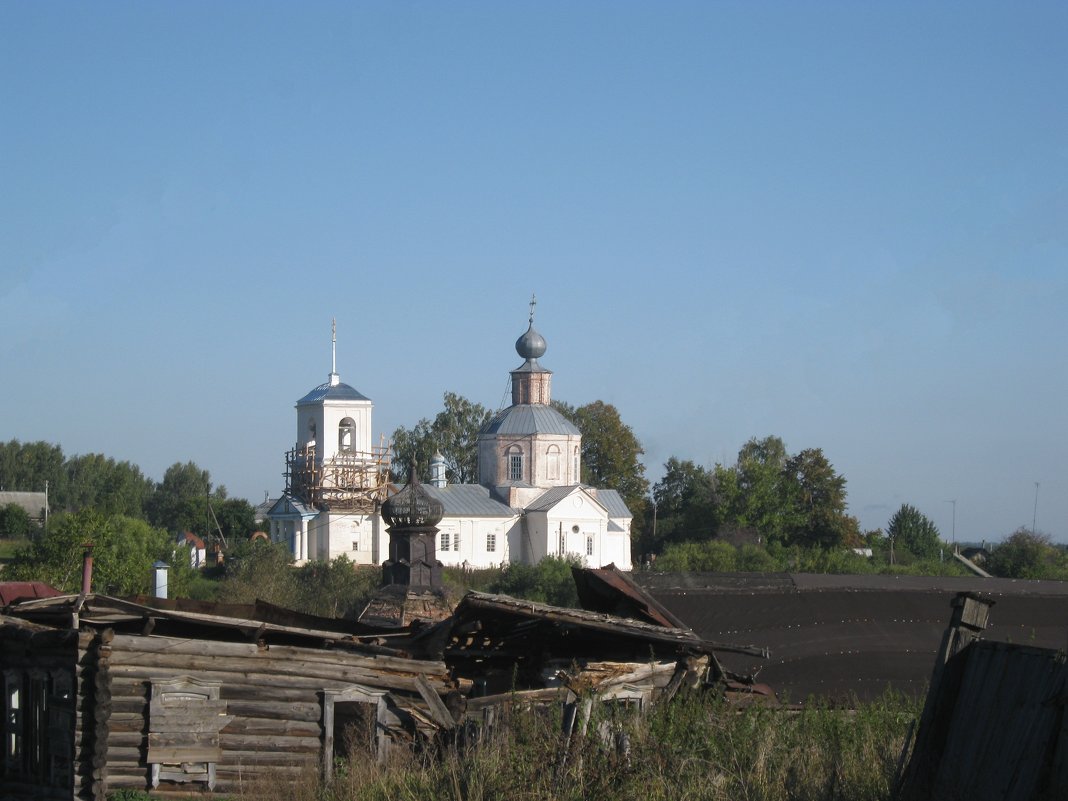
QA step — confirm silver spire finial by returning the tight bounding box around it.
[329,318,340,386]
[528,293,537,324]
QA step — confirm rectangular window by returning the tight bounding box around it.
[351,540,359,552]
[486,533,497,552]
[586,536,594,556]
[441,531,451,551]
[454,531,461,551]
[509,454,523,481]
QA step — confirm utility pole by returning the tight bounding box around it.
[1033,482,1040,534]
[943,499,956,549]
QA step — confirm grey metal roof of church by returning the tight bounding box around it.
[523,486,631,518]
[593,489,631,518]
[297,381,370,404]
[481,404,580,436]
[423,484,519,517]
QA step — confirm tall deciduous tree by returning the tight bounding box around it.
[782,448,858,549]
[0,439,66,504]
[554,400,649,514]
[886,504,942,559]
[733,436,791,543]
[145,461,217,535]
[391,392,492,483]
[65,453,155,517]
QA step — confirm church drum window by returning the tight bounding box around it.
[507,446,524,482]
[546,445,560,481]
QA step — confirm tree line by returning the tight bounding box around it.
[0,439,257,541]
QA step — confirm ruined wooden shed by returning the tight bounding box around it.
[0,567,768,800]
[0,594,459,800]
[899,593,1068,801]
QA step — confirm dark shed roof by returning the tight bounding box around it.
[633,571,1068,702]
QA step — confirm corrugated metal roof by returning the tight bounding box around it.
[592,489,631,518]
[525,485,589,512]
[297,381,370,404]
[424,485,518,517]
[481,404,580,436]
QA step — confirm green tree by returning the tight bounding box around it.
[215,539,301,608]
[886,504,942,559]
[648,458,737,549]
[145,461,217,535]
[490,556,580,607]
[554,400,649,513]
[733,436,792,543]
[391,392,492,483]
[0,439,66,506]
[294,557,381,618]
[211,498,257,545]
[988,529,1068,580]
[0,503,33,539]
[65,453,154,517]
[656,540,738,572]
[4,509,174,595]
[782,448,857,549]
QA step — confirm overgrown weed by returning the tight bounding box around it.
[233,690,918,801]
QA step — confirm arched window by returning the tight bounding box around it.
[339,418,356,451]
[507,446,524,482]
[546,445,561,480]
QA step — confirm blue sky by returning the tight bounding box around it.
[2,2,1065,544]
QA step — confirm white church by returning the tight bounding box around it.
[266,309,633,570]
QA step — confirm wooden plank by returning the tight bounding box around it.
[109,634,440,673]
[107,662,446,694]
[414,673,456,729]
[109,648,450,685]
[146,746,221,763]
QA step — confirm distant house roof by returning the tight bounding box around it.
[178,531,206,549]
[0,491,48,520]
[297,381,369,404]
[481,404,580,437]
[424,484,517,517]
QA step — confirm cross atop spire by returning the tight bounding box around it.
[528,293,537,324]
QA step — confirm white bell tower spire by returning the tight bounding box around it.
[329,318,340,387]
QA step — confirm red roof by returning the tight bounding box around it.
[0,581,64,606]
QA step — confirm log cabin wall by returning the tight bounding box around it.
[100,632,452,796]
[0,621,80,801]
